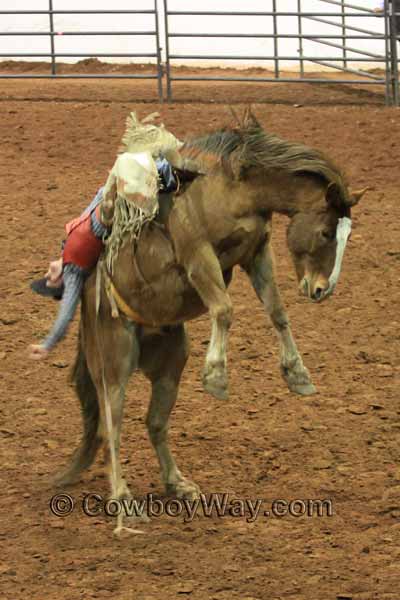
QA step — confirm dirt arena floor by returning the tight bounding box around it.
[1,63,400,600]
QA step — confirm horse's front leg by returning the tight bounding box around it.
[244,242,316,396]
[186,243,232,400]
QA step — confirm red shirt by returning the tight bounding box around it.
[62,204,104,270]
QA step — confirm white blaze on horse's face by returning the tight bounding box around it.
[320,217,352,301]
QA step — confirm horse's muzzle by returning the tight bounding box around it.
[299,278,331,303]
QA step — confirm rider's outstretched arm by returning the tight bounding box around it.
[41,264,84,352]
[29,264,84,360]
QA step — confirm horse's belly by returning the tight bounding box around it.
[136,272,207,325]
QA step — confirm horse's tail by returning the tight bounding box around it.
[54,330,102,486]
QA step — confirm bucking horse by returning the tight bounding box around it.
[55,109,367,534]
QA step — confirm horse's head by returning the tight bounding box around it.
[287,183,368,302]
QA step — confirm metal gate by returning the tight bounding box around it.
[1,1,399,105]
[163,0,399,105]
[0,0,164,101]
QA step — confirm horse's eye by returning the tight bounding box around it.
[322,229,335,241]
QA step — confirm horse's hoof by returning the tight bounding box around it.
[202,367,229,400]
[203,378,229,400]
[140,513,151,524]
[167,478,201,501]
[52,471,80,488]
[289,381,317,396]
[281,364,316,397]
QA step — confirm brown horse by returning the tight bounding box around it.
[57,111,366,533]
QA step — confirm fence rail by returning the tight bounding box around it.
[0,0,163,100]
[0,0,399,105]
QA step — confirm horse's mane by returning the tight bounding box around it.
[182,123,349,203]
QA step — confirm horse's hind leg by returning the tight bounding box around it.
[245,242,316,396]
[87,316,150,535]
[140,325,200,500]
[89,322,140,499]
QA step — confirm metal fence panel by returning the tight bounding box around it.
[0,0,164,101]
[163,0,399,105]
[0,1,399,105]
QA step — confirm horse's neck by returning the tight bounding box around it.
[258,172,324,217]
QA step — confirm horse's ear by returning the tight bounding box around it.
[242,106,261,130]
[325,182,343,209]
[228,105,241,127]
[346,186,370,207]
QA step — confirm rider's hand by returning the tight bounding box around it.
[29,344,49,360]
[45,258,63,288]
